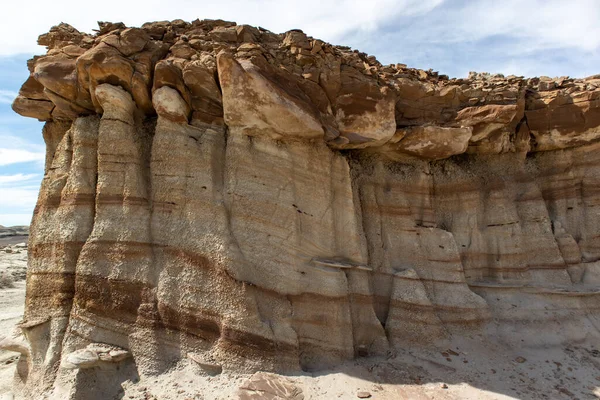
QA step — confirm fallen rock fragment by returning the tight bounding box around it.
[237,372,304,400]
[0,330,30,355]
[63,349,99,369]
[188,352,223,376]
[383,125,472,160]
[62,343,131,369]
[153,85,191,123]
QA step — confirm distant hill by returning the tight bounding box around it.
[0,226,29,246]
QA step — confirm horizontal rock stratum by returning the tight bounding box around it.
[8,19,600,399]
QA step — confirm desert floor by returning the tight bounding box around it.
[0,242,26,400]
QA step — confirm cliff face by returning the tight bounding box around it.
[7,19,600,399]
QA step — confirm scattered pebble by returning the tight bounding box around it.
[357,391,372,398]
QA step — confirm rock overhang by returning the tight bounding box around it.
[14,19,600,158]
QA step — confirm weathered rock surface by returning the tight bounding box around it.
[9,19,600,399]
[62,343,130,369]
[236,372,304,400]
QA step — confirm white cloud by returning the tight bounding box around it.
[0,0,442,55]
[0,214,34,227]
[0,148,45,166]
[0,0,597,79]
[0,134,45,225]
[0,133,45,151]
[0,0,598,57]
[0,90,18,104]
[0,185,40,207]
[0,174,41,226]
[0,172,42,227]
[377,0,600,53]
[0,133,45,163]
[459,0,600,52]
[0,173,39,185]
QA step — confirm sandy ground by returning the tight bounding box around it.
[0,243,599,399]
[0,242,27,400]
[117,338,600,400]
[0,237,28,247]
[0,281,25,400]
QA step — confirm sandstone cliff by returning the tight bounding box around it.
[6,19,600,399]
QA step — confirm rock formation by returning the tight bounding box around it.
[8,19,600,399]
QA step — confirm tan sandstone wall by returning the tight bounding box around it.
[4,19,600,399]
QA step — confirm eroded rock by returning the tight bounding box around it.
[10,18,600,400]
[217,52,324,139]
[62,343,131,369]
[386,126,472,160]
[0,330,29,355]
[237,372,304,400]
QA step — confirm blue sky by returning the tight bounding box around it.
[1,0,599,226]
[0,55,44,227]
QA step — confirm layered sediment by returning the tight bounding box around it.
[7,19,600,399]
